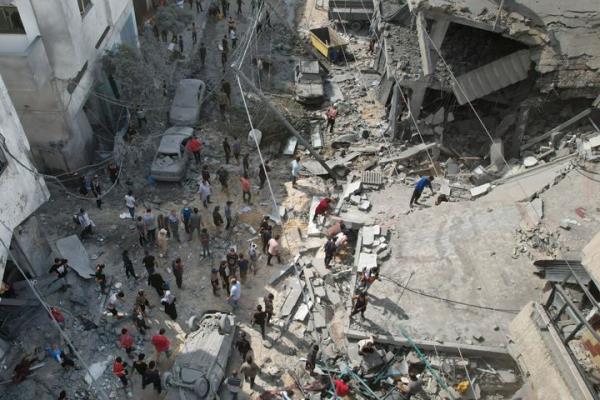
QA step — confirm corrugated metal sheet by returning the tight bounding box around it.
[362,171,383,186]
[533,260,590,284]
[452,49,531,105]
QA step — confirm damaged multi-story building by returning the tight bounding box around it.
[0,72,49,359]
[373,0,600,169]
[0,0,139,172]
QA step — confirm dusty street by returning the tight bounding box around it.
[1,1,600,400]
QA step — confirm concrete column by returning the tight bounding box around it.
[416,12,434,76]
[428,18,450,69]
[389,83,401,139]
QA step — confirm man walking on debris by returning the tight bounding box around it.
[122,250,138,279]
[76,208,95,239]
[225,200,234,229]
[232,137,241,163]
[350,292,368,320]
[143,361,162,394]
[189,207,202,240]
[219,261,231,293]
[213,206,224,234]
[236,0,243,14]
[241,175,251,204]
[326,104,337,133]
[172,258,184,289]
[264,292,274,324]
[252,304,267,338]
[223,137,232,164]
[240,355,260,388]
[168,209,180,242]
[125,190,136,219]
[217,166,229,190]
[222,79,232,103]
[151,328,172,362]
[198,179,212,208]
[258,161,270,189]
[199,42,207,66]
[236,331,252,360]
[267,235,282,265]
[259,216,272,254]
[324,237,337,268]
[409,175,434,207]
[201,228,211,257]
[228,278,241,311]
[143,250,156,276]
[143,209,157,246]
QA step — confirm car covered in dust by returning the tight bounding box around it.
[164,311,236,400]
[294,60,324,105]
[150,126,194,182]
[169,79,206,126]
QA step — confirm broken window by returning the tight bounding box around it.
[77,0,93,16]
[0,6,25,34]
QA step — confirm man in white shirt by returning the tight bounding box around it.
[124,190,136,219]
[227,278,241,311]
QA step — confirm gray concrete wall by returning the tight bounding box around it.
[0,74,49,278]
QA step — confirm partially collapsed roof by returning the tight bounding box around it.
[408,0,600,95]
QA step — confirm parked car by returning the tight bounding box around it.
[294,60,325,105]
[150,126,194,182]
[169,79,206,126]
[164,312,236,400]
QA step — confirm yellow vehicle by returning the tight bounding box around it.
[309,27,349,62]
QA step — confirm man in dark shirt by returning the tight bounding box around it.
[235,331,252,361]
[142,251,156,275]
[226,248,239,276]
[252,305,267,339]
[258,216,272,254]
[142,361,162,394]
[238,254,249,283]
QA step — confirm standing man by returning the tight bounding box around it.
[91,175,102,209]
[227,371,242,400]
[291,156,301,187]
[191,22,197,44]
[151,328,172,362]
[167,209,180,242]
[248,242,258,274]
[198,180,212,208]
[240,356,260,389]
[409,175,434,207]
[186,135,203,164]
[122,250,138,279]
[107,162,119,184]
[224,201,233,230]
[258,216,272,254]
[195,0,203,12]
[258,162,270,189]
[118,328,135,359]
[324,237,337,268]
[251,304,267,339]
[232,137,241,163]
[181,205,192,234]
[236,0,243,14]
[142,251,157,276]
[240,176,251,204]
[143,209,157,246]
[199,42,207,66]
[350,292,368,320]
[267,235,282,266]
[136,216,147,246]
[189,207,202,240]
[264,293,274,325]
[200,228,211,257]
[230,28,237,49]
[218,90,229,120]
[142,361,162,394]
[217,166,229,191]
[94,264,107,294]
[213,206,224,234]
[178,35,184,53]
[222,80,232,103]
[235,331,252,361]
[226,247,239,276]
[242,153,250,177]
[172,258,184,289]
[325,104,337,133]
[125,190,136,219]
[227,278,241,311]
[222,138,232,164]
[238,254,249,283]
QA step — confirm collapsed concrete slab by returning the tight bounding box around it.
[55,235,94,279]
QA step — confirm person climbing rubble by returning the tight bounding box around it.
[409,175,434,208]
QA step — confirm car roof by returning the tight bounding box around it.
[299,60,319,74]
[173,79,205,107]
[158,126,194,153]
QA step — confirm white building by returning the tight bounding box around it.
[0,72,49,289]
[0,0,139,172]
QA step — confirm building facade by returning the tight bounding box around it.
[0,0,139,172]
[0,72,49,286]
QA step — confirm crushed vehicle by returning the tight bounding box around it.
[294,60,325,105]
[165,311,236,400]
[169,79,206,126]
[150,126,194,182]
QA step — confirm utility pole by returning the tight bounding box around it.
[233,67,340,181]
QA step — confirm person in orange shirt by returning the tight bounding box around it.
[240,176,251,204]
[118,328,135,359]
[186,135,203,165]
[112,357,129,388]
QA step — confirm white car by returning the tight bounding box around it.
[294,60,324,105]
[150,126,194,182]
[169,79,206,126]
